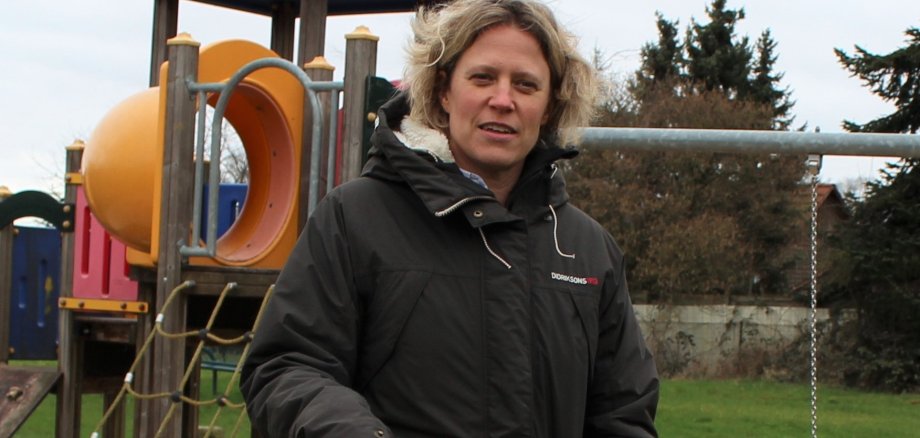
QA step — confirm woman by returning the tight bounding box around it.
[241,1,659,436]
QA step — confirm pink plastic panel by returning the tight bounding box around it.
[72,188,137,300]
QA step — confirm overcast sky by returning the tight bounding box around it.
[2,0,919,196]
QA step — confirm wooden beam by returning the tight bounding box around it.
[0,225,12,365]
[56,141,84,438]
[270,2,297,61]
[149,0,179,87]
[103,390,126,438]
[148,33,200,438]
[341,26,378,182]
[133,277,157,437]
[0,366,61,437]
[297,0,328,68]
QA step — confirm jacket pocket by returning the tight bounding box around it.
[355,270,432,391]
[567,289,599,381]
[533,286,598,375]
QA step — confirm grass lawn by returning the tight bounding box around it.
[11,361,250,437]
[658,379,920,437]
[11,368,919,437]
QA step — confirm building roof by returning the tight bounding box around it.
[815,183,850,220]
[816,184,839,206]
[190,0,435,16]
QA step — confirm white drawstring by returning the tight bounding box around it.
[549,204,575,259]
[479,229,511,269]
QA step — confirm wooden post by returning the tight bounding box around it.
[103,390,126,437]
[149,0,179,86]
[0,185,13,365]
[270,1,297,61]
[55,140,84,438]
[133,279,157,437]
[341,26,378,183]
[298,56,335,231]
[147,32,199,438]
[297,0,327,68]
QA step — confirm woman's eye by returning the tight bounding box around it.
[516,81,538,92]
[470,73,492,83]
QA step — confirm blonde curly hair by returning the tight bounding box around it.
[404,0,597,145]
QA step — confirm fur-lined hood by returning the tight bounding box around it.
[362,92,577,219]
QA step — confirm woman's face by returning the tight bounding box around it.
[440,24,551,184]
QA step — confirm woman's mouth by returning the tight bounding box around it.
[479,122,516,134]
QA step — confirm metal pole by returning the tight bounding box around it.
[578,127,920,157]
[302,56,336,232]
[328,89,341,194]
[180,57,327,257]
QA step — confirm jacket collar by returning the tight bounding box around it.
[362,93,577,221]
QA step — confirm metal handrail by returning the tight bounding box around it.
[578,127,920,157]
[180,58,344,257]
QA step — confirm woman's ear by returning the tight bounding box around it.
[540,103,553,125]
[438,70,450,114]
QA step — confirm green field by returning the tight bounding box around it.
[657,379,920,437]
[12,361,250,437]
[11,370,920,437]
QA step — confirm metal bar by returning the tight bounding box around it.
[206,97,222,256]
[190,80,341,93]
[327,89,341,193]
[579,127,920,158]
[308,88,325,215]
[179,246,209,257]
[187,82,224,93]
[58,297,149,314]
[180,57,326,257]
[190,90,207,248]
[308,81,344,91]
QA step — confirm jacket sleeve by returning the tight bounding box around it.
[240,196,389,437]
[584,246,660,437]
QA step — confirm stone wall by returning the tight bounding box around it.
[634,304,831,377]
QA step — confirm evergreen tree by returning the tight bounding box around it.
[825,160,920,391]
[822,27,920,391]
[684,0,752,97]
[633,0,793,128]
[751,30,794,129]
[836,27,920,133]
[635,13,684,96]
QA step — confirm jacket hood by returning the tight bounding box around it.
[362,92,577,219]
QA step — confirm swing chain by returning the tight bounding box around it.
[807,153,822,438]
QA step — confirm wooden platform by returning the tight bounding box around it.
[0,365,61,438]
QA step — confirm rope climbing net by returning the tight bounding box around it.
[89,281,275,438]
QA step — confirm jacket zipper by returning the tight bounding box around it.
[434,196,493,217]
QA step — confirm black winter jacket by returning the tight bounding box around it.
[241,94,659,437]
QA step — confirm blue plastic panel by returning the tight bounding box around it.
[9,226,61,360]
[200,184,248,238]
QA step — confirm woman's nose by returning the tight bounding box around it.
[488,83,515,111]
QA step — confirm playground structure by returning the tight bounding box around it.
[2,1,920,438]
[1,1,419,436]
